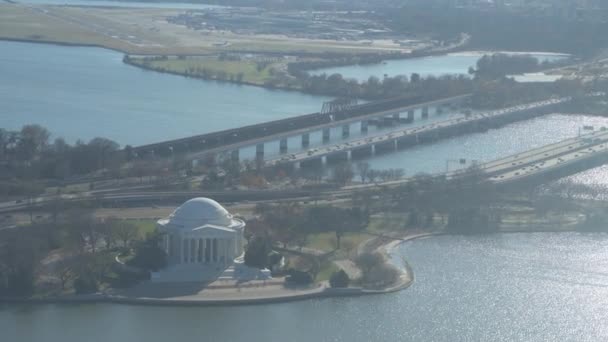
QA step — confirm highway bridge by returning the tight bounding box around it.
[340,128,608,193]
[132,93,470,160]
[266,97,571,168]
[488,130,608,186]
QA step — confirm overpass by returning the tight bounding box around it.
[132,93,470,160]
[266,97,571,168]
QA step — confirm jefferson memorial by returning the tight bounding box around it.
[152,197,246,282]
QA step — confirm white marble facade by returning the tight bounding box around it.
[153,198,245,282]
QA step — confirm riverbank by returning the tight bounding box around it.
[122,55,303,93]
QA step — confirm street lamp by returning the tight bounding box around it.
[578,125,594,137]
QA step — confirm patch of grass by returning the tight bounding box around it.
[130,219,157,236]
[316,260,339,282]
[367,213,409,233]
[0,5,129,50]
[305,232,369,253]
[132,57,284,86]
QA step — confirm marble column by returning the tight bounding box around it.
[201,239,207,264]
[183,238,188,264]
[190,239,196,263]
[179,237,184,264]
[195,238,200,263]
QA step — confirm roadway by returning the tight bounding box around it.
[489,132,608,184]
[267,97,569,166]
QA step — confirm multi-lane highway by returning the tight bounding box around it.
[267,97,570,166]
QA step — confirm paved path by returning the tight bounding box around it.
[334,260,361,279]
[114,278,326,301]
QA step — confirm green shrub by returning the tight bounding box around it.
[329,270,350,288]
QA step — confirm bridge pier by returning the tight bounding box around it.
[256,143,264,160]
[231,149,240,163]
[361,120,368,134]
[371,144,376,156]
[346,150,352,161]
[280,138,288,154]
[321,155,327,165]
[342,124,350,138]
[301,133,310,148]
[422,106,429,119]
[407,110,414,123]
[294,161,301,169]
[322,128,331,143]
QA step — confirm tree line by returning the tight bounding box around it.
[471,53,553,79]
[0,207,162,297]
[0,125,124,192]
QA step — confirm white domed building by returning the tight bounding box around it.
[152,198,246,282]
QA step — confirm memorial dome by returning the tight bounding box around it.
[168,197,232,228]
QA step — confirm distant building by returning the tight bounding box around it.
[152,197,246,282]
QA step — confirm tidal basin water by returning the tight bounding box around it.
[3,232,608,342]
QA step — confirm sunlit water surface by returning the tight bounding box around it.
[3,233,608,342]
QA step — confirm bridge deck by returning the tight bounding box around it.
[490,131,608,184]
[267,97,568,166]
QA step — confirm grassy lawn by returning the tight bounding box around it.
[305,232,369,254]
[130,219,157,237]
[367,213,421,233]
[133,57,283,86]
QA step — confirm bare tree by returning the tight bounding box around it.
[332,162,354,186]
[113,221,138,248]
[356,162,370,183]
[55,258,74,291]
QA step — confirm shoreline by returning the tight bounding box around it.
[0,233,417,307]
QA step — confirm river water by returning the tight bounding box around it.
[309,51,568,82]
[3,232,608,342]
[0,41,330,146]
